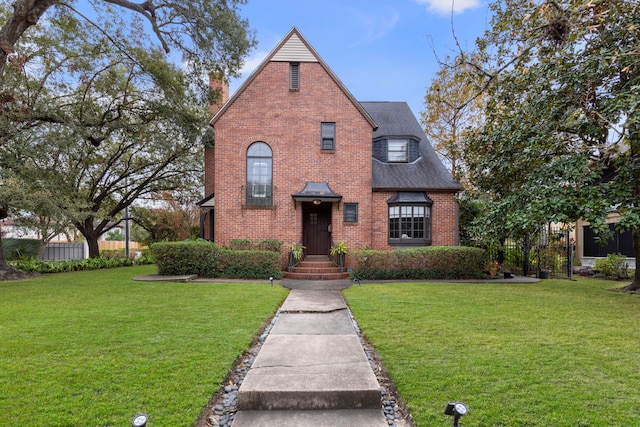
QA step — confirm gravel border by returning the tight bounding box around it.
[195,308,415,427]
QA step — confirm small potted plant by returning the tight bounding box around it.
[330,241,348,270]
[288,242,305,271]
[501,261,515,279]
[487,259,499,277]
[537,247,553,279]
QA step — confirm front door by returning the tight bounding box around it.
[303,204,332,255]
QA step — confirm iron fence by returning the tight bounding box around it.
[487,226,573,279]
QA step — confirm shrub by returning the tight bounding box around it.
[350,246,487,280]
[228,238,283,252]
[150,241,283,279]
[215,249,283,279]
[3,238,41,260]
[151,240,220,277]
[594,253,629,279]
[10,257,137,274]
[100,248,154,262]
[100,249,128,259]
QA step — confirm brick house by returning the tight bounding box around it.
[199,28,462,262]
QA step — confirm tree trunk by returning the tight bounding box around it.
[86,235,100,259]
[76,217,102,258]
[620,227,640,293]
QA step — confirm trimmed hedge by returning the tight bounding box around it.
[150,240,283,279]
[228,238,283,253]
[151,240,220,277]
[349,246,487,280]
[216,249,283,279]
[9,256,156,274]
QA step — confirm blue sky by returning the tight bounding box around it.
[230,0,492,117]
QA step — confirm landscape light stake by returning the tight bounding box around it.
[131,414,148,427]
[444,402,467,427]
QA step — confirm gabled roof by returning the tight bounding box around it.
[362,102,463,192]
[210,27,377,130]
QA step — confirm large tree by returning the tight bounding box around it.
[131,191,201,245]
[459,0,640,291]
[0,0,254,85]
[421,55,485,186]
[0,1,254,264]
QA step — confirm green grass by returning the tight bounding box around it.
[0,265,288,427]
[344,278,640,426]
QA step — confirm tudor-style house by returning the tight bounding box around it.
[199,28,462,262]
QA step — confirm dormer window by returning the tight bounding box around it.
[373,138,420,163]
[388,139,408,162]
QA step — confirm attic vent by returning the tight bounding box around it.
[290,62,300,91]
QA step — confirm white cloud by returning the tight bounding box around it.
[238,50,270,77]
[347,8,401,47]
[414,0,481,15]
[228,50,269,94]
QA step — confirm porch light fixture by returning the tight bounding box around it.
[313,199,321,205]
[131,414,148,427]
[444,402,467,427]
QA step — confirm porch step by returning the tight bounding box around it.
[293,266,343,274]
[285,256,349,280]
[284,271,350,280]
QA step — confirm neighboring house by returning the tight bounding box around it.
[574,165,636,269]
[199,28,462,259]
[575,215,636,269]
[0,217,67,241]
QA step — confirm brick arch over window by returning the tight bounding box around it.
[246,142,272,206]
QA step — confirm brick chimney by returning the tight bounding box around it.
[208,72,229,115]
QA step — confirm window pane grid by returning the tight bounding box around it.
[344,203,358,222]
[321,122,335,150]
[388,139,408,162]
[247,142,273,206]
[388,204,431,241]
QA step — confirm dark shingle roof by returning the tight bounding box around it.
[360,102,463,192]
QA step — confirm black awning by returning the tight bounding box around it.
[387,191,433,204]
[292,182,342,203]
[196,193,215,208]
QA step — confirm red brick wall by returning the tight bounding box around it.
[210,61,374,249]
[206,61,459,253]
[371,191,459,249]
[202,74,227,239]
[429,192,459,246]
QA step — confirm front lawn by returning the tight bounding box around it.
[344,278,640,426]
[0,265,288,426]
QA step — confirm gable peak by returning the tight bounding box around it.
[271,28,319,63]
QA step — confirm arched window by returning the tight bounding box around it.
[246,142,272,206]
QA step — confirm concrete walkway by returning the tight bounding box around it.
[131,274,539,425]
[232,280,388,427]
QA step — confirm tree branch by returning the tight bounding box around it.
[103,0,171,53]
